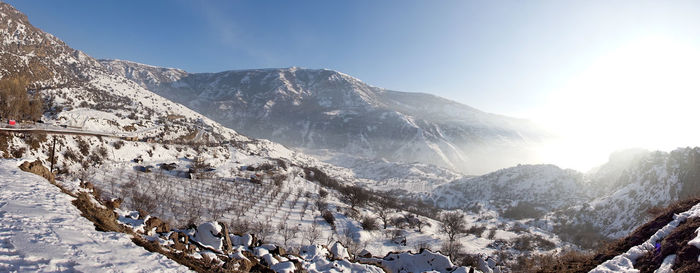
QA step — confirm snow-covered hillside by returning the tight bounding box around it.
[430,164,589,214]
[561,147,700,238]
[0,2,498,271]
[427,147,700,251]
[99,59,547,175]
[0,159,191,272]
[5,1,700,271]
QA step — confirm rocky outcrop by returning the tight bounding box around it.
[145,217,170,234]
[19,159,54,182]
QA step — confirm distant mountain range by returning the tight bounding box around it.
[100,59,548,174]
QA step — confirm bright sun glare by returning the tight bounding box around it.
[536,35,700,171]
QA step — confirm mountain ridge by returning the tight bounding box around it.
[99,58,548,174]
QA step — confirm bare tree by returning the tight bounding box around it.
[440,211,467,258]
[339,226,363,259]
[253,220,274,243]
[441,211,466,243]
[304,220,322,245]
[278,222,299,248]
[341,185,370,209]
[375,203,394,229]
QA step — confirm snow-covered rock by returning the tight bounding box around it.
[193,222,223,252]
[329,242,349,260]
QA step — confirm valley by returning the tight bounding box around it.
[1,1,700,272]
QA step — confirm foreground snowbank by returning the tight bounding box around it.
[590,202,700,272]
[0,159,191,272]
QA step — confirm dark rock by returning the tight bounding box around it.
[19,160,54,182]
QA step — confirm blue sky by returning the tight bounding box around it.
[2,0,605,115]
[6,0,700,169]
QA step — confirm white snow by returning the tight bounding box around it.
[359,249,476,273]
[654,254,675,273]
[192,222,223,252]
[0,159,191,272]
[329,241,349,260]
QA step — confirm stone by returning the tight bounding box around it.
[145,217,170,233]
[19,160,54,182]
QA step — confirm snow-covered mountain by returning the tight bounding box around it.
[428,147,700,246]
[564,147,700,238]
[99,59,547,175]
[430,164,589,215]
[0,3,505,271]
[7,1,700,271]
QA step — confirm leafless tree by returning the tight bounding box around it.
[375,203,393,229]
[253,220,274,243]
[341,185,370,209]
[440,211,467,258]
[304,220,321,245]
[279,222,299,248]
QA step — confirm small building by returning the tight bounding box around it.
[8,120,16,126]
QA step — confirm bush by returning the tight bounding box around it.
[271,174,286,187]
[26,133,47,150]
[303,166,341,189]
[466,225,487,237]
[511,235,556,251]
[502,202,544,220]
[64,147,80,162]
[11,147,25,158]
[96,146,108,158]
[488,228,497,239]
[113,140,124,149]
[0,77,42,121]
[76,137,90,156]
[361,215,380,231]
[322,210,335,228]
[89,151,104,166]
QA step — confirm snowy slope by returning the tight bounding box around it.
[430,164,589,214]
[0,159,191,272]
[429,148,700,248]
[99,59,548,175]
[590,202,700,272]
[565,148,700,238]
[0,3,500,271]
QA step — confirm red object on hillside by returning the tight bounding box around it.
[8,120,16,126]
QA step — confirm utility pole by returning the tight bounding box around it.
[50,135,56,173]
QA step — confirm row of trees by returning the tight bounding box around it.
[0,77,43,121]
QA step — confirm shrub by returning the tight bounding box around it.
[229,219,251,235]
[319,189,329,199]
[361,215,380,231]
[76,137,90,156]
[89,151,104,166]
[11,147,25,158]
[511,235,556,251]
[26,133,47,150]
[113,140,124,149]
[502,201,543,220]
[0,134,10,156]
[64,147,80,162]
[271,174,286,188]
[96,146,108,158]
[488,228,497,239]
[322,210,335,228]
[466,225,487,237]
